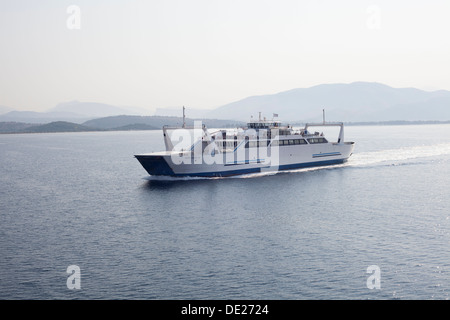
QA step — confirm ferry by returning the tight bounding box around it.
[135,109,355,177]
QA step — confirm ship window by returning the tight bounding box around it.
[308,138,328,144]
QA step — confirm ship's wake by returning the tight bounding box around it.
[349,143,450,168]
[144,143,450,181]
[236,142,450,178]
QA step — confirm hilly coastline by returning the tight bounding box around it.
[205,82,450,122]
[0,116,244,134]
[2,82,450,133]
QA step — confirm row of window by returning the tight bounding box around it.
[218,137,328,149]
[307,138,328,144]
[246,138,315,147]
[246,140,270,148]
[248,122,280,129]
[271,139,307,146]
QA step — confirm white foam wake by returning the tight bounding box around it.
[235,143,450,178]
[349,143,450,168]
[144,143,450,180]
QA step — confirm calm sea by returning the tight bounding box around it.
[1,124,449,300]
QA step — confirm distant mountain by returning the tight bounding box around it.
[3,82,450,125]
[0,114,243,134]
[22,121,101,133]
[49,101,150,117]
[112,123,159,131]
[205,82,450,122]
[0,110,93,124]
[0,122,35,133]
[0,105,13,115]
[0,101,152,124]
[0,120,160,134]
[0,121,103,134]
[377,95,450,121]
[153,107,210,118]
[83,115,244,130]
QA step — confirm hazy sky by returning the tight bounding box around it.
[1,0,450,113]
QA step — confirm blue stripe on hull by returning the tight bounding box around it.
[277,159,347,172]
[312,152,342,158]
[166,159,347,177]
[136,154,348,178]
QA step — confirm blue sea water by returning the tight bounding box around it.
[0,124,449,300]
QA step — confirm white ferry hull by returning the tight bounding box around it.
[135,142,354,177]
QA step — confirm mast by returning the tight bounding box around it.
[182,106,186,128]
